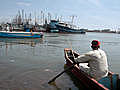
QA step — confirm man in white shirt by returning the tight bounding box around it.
[74,40,108,80]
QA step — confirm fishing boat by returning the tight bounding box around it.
[0,31,43,38]
[55,23,86,34]
[48,20,86,34]
[64,48,120,90]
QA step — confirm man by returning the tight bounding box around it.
[74,40,108,80]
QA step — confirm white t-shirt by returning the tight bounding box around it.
[75,48,108,80]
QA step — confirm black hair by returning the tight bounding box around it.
[91,45,100,50]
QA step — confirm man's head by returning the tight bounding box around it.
[91,40,100,50]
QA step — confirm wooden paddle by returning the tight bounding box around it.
[48,63,77,84]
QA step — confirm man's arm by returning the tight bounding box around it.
[74,51,93,63]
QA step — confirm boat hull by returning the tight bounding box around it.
[56,25,86,34]
[0,31,43,38]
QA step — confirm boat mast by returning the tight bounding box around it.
[22,9,24,24]
[71,15,77,28]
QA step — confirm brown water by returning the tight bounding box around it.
[0,32,120,90]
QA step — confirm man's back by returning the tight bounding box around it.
[87,49,108,80]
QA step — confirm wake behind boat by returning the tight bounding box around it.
[0,31,43,38]
[64,48,120,90]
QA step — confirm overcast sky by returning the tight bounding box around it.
[0,0,120,30]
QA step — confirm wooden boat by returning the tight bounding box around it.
[64,48,120,90]
[0,31,43,38]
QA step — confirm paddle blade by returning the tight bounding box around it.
[48,64,75,84]
[48,79,55,84]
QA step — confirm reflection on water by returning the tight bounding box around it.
[0,38,43,57]
[0,38,43,47]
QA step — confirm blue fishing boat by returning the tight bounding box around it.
[49,20,86,34]
[56,23,86,34]
[0,31,43,38]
